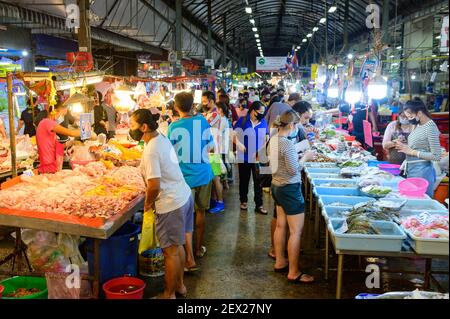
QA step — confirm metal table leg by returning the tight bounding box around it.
[93,239,100,299]
[424,258,432,289]
[314,201,320,247]
[336,254,344,299]
[325,228,329,281]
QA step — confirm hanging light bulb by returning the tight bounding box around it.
[368,75,388,100]
[345,82,362,104]
[327,83,340,99]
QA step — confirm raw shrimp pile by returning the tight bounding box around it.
[401,213,449,239]
[0,162,145,219]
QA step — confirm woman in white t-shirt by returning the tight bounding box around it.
[130,109,195,299]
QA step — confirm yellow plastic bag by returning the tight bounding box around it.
[138,209,159,254]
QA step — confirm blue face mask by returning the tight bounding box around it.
[288,126,299,139]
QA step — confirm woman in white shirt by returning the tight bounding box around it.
[130,109,195,299]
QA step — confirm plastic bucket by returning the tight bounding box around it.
[398,178,429,197]
[103,276,146,299]
[0,284,4,298]
[0,276,48,299]
[86,222,141,286]
[378,164,402,176]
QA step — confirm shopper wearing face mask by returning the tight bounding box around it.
[395,99,442,198]
[265,93,301,130]
[291,101,314,143]
[382,106,413,164]
[233,101,269,215]
[36,99,81,174]
[269,110,316,284]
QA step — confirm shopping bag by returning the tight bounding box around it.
[138,209,159,254]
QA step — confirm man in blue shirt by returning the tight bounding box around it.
[233,101,269,215]
[168,92,214,264]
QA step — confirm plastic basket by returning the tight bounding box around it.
[0,276,48,299]
[304,167,341,174]
[404,229,449,256]
[318,195,375,208]
[314,187,360,197]
[311,178,358,188]
[328,219,406,252]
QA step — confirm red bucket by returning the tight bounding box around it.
[0,284,4,298]
[102,276,146,299]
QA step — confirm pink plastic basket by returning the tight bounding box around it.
[398,178,429,197]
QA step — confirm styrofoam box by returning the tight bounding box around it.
[328,219,406,252]
[314,186,360,197]
[318,195,374,208]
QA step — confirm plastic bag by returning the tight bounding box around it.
[21,230,84,273]
[45,263,93,299]
[138,209,159,254]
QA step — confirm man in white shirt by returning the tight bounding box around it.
[131,108,194,299]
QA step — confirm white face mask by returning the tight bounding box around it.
[399,118,410,125]
[57,115,64,124]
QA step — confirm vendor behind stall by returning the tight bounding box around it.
[16,97,40,137]
[36,100,81,174]
[382,106,413,164]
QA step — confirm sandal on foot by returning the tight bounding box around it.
[288,272,315,284]
[255,207,268,215]
[240,203,248,210]
[268,252,276,260]
[184,266,200,273]
[196,246,207,258]
[274,265,289,273]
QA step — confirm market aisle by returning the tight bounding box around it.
[143,173,336,299]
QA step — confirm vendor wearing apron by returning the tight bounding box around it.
[395,99,442,198]
[36,100,81,174]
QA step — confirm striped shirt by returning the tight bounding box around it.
[269,136,301,186]
[407,120,442,162]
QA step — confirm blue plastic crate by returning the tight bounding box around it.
[309,173,341,179]
[328,219,407,252]
[318,195,374,208]
[355,293,380,299]
[322,206,352,222]
[314,186,360,197]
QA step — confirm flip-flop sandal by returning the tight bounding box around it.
[184,266,200,273]
[274,265,289,273]
[255,207,268,215]
[240,203,248,210]
[196,246,207,258]
[288,272,315,284]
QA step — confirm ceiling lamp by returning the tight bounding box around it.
[328,5,337,13]
[252,27,258,32]
[296,46,301,49]
[396,45,402,50]
[256,38,260,43]
[320,18,327,24]
[313,27,319,32]
[302,38,307,43]
[254,34,259,38]
[347,53,353,60]
[250,19,255,24]
[307,33,313,38]
[22,50,29,57]
[245,7,252,14]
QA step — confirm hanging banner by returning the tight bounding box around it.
[441,16,449,53]
[363,120,373,148]
[256,56,288,72]
[311,64,319,80]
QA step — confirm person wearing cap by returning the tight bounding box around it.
[265,93,302,130]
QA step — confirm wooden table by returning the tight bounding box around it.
[0,195,144,298]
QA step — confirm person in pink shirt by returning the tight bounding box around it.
[36,100,81,174]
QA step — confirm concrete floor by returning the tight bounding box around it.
[1,173,448,299]
[141,177,449,299]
